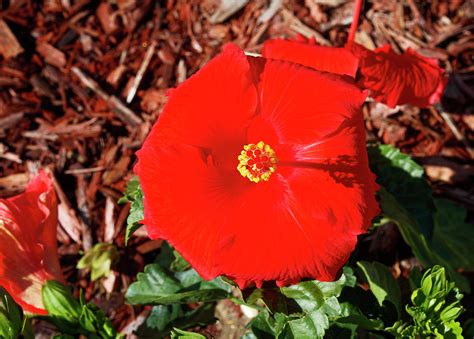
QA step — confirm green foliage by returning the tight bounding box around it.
[118,176,144,244]
[41,280,120,338]
[387,266,464,338]
[137,303,216,338]
[42,281,82,333]
[77,243,119,281]
[126,263,230,305]
[170,328,205,338]
[369,144,472,292]
[357,261,401,316]
[368,144,435,238]
[245,267,356,338]
[432,198,474,270]
[127,242,232,337]
[0,287,29,339]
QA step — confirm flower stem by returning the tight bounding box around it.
[347,0,363,43]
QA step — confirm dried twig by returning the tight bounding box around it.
[49,169,93,250]
[280,9,331,45]
[126,41,157,103]
[431,106,474,159]
[71,66,143,127]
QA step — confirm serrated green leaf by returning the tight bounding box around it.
[126,264,230,305]
[278,267,355,338]
[118,176,141,203]
[171,250,191,272]
[119,176,144,245]
[357,261,401,316]
[126,264,182,305]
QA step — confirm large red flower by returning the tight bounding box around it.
[262,38,447,108]
[0,171,64,314]
[135,44,379,288]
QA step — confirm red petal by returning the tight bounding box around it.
[262,39,359,77]
[150,43,257,156]
[248,57,367,145]
[351,43,447,108]
[282,114,380,280]
[0,171,64,314]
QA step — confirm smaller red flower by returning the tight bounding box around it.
[349,43,447,108]
[262,38,447,108]
[0,171,65,315]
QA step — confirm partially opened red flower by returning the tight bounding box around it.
[0,171,64,314]
[135,44,379,288]
[349,43,447,108]
[262,0,447,109]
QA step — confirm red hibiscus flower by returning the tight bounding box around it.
[262,1,446,108]
[135,44,379,288]
[0,171,65,315]
[349,43,448,108]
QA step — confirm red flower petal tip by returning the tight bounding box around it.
[262,38,359,77]
[135,43,379,288]
[350,43,447,108]
[0,170,64,314]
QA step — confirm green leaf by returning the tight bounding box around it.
[79,303,119,338]
[357,261,401,316]
[138,303,216,338]
[378,188,470,292]
[171,250,191,272]
[143,305,181,332]
[368,144,435,238]
[0,288,22,339]
[431,198,474,270]
[126,264,230,305]
[246,310,277,338]
[42,280,82,333]
[119,176,144,245]
[278,267,355,338]
[170,328,205,338]
[77,243,119,281]
[126,264,182,305]
[369,144,471,292]
[336,302,384,330]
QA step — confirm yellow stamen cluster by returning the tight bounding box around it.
[237,141,277,183]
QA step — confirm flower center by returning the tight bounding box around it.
[237,141,277,183]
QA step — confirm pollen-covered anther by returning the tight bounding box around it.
[237,141,277,183]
